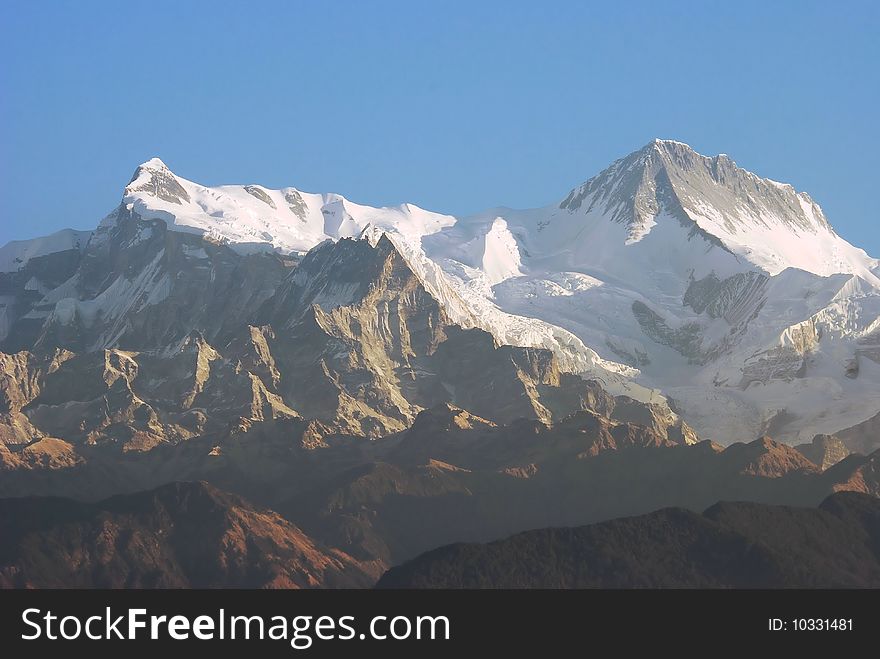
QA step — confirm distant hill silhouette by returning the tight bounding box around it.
[377,492,880,588]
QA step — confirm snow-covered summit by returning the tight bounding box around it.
[129,157,172,179]
[418,140,880,444]
[119,157,455,254]
[114,145,877,285]
[553,139,876,279]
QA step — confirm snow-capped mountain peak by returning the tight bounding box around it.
[417,139,880,444]
[546,139,876,280]
[132,156,172,173]
[118,158,456,255]
[126,157,190,205]
[116,145,876,284]
[4,142,880,447]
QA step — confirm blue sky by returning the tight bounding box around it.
[1,0,878,254]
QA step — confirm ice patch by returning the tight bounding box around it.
[481,218,523,285]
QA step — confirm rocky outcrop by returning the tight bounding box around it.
[719,436,819,478]
[796,434,851,470]
[632,301,705,363]
[244,185,277,209]
[740,319,820,387]
[836,411,880,455]
[684,271,768,325]
[0,349,73,445]
[126,159,191,204]
[825,451,880,497]
[284,189,308,219]
[0,437,83,471]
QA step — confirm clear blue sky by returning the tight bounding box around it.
[1,1,878,255]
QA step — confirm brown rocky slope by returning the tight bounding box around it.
[0,481,377,588]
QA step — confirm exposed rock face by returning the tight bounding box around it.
[632,300,705,364]
[284,189,309,219]
[559,139,834,243]
[2,214,690,442]
[825,452,880,498]
[126,158,191,204]
[0,349,73,445]
[244,185,277,209]
[2,336,300,452]
[0,437,83,471]
[719,436,819,478]
[684,271,768,324]
[796,434,851,470]
[0,481,376,588]
[836,411,880,455]
[376,492,880,588]
[0,246,88,346]
[2,206,294,354]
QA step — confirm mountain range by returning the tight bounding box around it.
[376,491,880,588]
[2,139,879,587]
[4,139,878,448]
